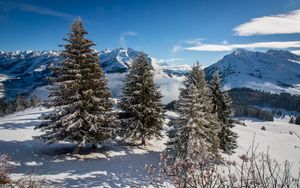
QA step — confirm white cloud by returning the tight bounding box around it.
[172,38,205,52]
[106,72,185,104]
[185,41,300,52]
[222,40,229,45]
[172,44,183,52]
[186,44,232,51]
[120,31,137,47]
[0,1,74,19]
[183,38,205,45]
[157,58,184,63]
[154,74,185,104]
[233,9,300,36]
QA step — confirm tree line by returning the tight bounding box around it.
[167,87,300,121]
[229,88,300,112]
[0,94,40,116]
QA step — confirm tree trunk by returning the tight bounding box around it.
[72,145,82,155]
[141,137,146,145]
[91,143,97,150]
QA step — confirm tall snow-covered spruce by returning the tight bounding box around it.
[35,19,116,154]
[119,54,164,145]
[167,63,220,163]
[209,71,238,154]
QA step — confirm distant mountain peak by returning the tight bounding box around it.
[100,48,111,53]
[232,48,249,55]
[205,49,300,95]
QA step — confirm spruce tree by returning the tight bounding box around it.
[35,19,116,154]
[168,63,220,163]
[165,116,180,160]
[119,54,164,145]
[209,71,238,155]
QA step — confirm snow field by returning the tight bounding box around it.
[0,108,299,187]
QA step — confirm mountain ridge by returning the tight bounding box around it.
[0,48,152,98]
[1,48,300,101]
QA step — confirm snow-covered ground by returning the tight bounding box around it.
[232,117,300,175]
[0,107,168,187]
[0,108,300,187]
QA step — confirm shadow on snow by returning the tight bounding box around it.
[0,119,161,187]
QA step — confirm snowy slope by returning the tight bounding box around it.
[232,117,300,175]
[0,107,169,187]
[0,108,299,187]
[205,49,300,95]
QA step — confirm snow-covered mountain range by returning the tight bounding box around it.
[0,48,150,99]
[205,49,300,95]
[0,48,185,102]
[0,50,60,99]
[1,48,300,102]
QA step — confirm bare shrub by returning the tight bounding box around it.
[0,154,52,187]
[13,174,50,188]
[0,154,14,184]
[145,145,300,187]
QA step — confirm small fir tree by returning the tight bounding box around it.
[119,54,164,145]
[209,71,238,155]
[15,95,28,111]
[289,116,295,124]
[4,101,14,114]
[0,99,7,115]
[35,19,116,154]
[29,94,40,107]
[168,63,220,163]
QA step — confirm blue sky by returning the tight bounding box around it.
[1,0,300,66]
